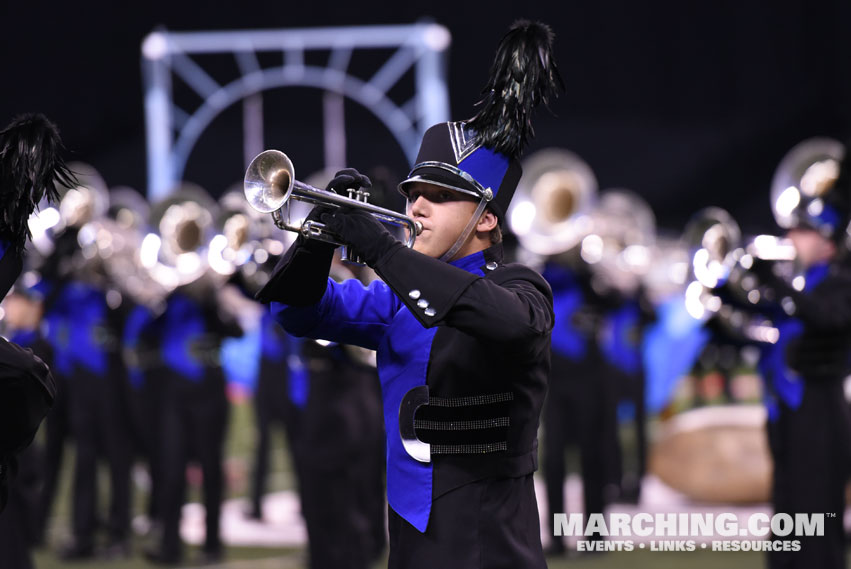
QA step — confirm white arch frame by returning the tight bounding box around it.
[141,24,451,201]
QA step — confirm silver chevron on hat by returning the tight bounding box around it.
[448,121,482,163]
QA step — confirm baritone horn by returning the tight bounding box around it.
[244,150,422,263]
[507,148,598,261]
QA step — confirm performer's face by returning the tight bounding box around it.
[406,182,483,259]
[786,227,836,268]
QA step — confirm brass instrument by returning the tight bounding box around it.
[581,188,656,296]
[507,149,658,296]
[142,183,218,290]
[76,186,171,309]
[507,148,598,260]
[244,150,421,263]
[27,161,110,262]
[682,207,797,344]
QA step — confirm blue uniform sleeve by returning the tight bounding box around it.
[269,277,400,351]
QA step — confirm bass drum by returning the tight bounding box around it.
[649,405,772,503]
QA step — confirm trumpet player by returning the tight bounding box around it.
[255,20,561,568]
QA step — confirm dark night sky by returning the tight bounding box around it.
[2,0,849,236]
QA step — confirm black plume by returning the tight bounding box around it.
[0,113,76,253]
[467,20,564,160]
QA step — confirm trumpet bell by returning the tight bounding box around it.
[244,150,294,214]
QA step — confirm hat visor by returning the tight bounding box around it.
[397,166,482,200]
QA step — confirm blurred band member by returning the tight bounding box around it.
[0,114,74,569]
[753,140,851,569]
[145,272,243,565]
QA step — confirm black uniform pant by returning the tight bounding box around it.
[35,372,70,541]
[613,368,647,501]
[67,369,133,547]
[158,375,229,558]
[544,365,619,546]
[0,445,42,569]
[767,378,851,569]
[0,481,34,569]
[387,474,545,569]
[128,371,166,523]
[249,361,302,519]
[296,360,386,569]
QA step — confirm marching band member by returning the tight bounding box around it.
[752,139,851,569]
[256,20,561,568]
[0,113,74,569]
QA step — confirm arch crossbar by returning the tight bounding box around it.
[141,24,451,201]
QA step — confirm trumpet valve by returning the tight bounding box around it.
[346,188,371,203]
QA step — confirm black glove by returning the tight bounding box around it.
[785,329,851,381]
[319,167,403,267]
[325,168,372,195]
[320,207,402,267]
[254,205,336,305]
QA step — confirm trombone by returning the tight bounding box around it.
[244,150,422,263]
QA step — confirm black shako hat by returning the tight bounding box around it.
[399,20,564,222]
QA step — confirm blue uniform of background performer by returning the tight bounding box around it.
[541,261,622,552]
[242,264,387,568]
[731,137,851,569]
[145,275,243,565]
[121,301,164,527]
[296,338,386,569]
[247,311,308,520]
[31,228,78,545]
[758,259,851,569]
[598,292,653,503]
[44,275,135,559]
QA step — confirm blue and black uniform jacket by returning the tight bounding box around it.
[266,241,553,533]
[759,261,851,421]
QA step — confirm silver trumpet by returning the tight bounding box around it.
[244,150,422,263]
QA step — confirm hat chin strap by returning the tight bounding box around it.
[438,197,490,263]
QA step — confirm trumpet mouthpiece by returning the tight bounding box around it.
[414,221,423,235]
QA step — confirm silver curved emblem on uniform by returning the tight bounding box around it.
[399,385,431,463]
